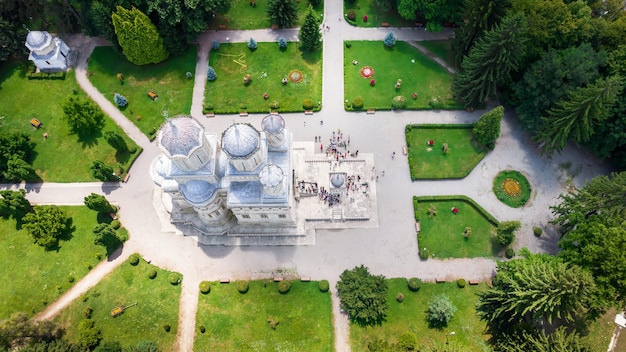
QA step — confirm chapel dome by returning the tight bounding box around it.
[221,123,260,158]
[180,180,217,205]
[261,114,285,135]
[259,164,284,188]
[157,116,204,158]
[330,173,345,188]
[25,31,51,49]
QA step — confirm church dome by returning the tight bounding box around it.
[221,123,260,158]
[25,31,51,49]
[259,164,284,188]
[157,116,204,158]
[180,180,217,205]
[330,173,345,188]
[261,114,285,135]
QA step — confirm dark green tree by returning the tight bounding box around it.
[0,132,35,182]
[61,97,105,134]
[473,105,503,148]
[112,6,169,65]
[375,0,396,11]
[77,319,101,350]
[0,312,64,350]
[266,0,298,28]
[452,13,528,108]
[299,6,321,52]
[92,223,120,248]
[93,341,122,352]
[416,0,463,31]
[0,189,31,221]
[496,327,592,352]
[20,339,81,352]
[103,131,128,152]
[22,206,73,249]
[337,265,388,326]
[84,193,116,213]
[90,160,118,182]
[496,220,520,246]
[538,75,623,156]
[4,156,36,182]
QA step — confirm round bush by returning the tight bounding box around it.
[211,39,220,50]
[345,42,352,49]
[199,325,206,333]
[129,254,140,266]
[199,281,211,294]
[352,96,364,110]
[269,101,280,110]
[110,220,121,230]
[457,278,467,288]
[148,270,157,279]
[237,280,249,294]
[128,146,137,154]
[163,324,170,332]
[505,248,515,259]
[396,292,404,302]
[419,247,429,260]
[68,275,75,283]
[408,278,421,292]
[83,306,93,318]
[303,99,315,110]
[169,273,181,285]
[277,280,291,294]
[533,226,543,237]
[392,95,407,109]
[397,332,418,350]
[318,280,329,292]
[347,9,356,21]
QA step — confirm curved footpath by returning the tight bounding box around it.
[10,4,610,352]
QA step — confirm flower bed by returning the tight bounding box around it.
[492,170,531,208]
[360,66,374,78]
[288,69,304,83]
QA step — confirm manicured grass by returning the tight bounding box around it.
[195,280,333,351]
[87,46,195,139]
[415,197,499,259]
[581,308,618,350]
[55,256,181,350]
[0,63,140,182]
[344,1,414,28]
[419,40,454,67]
[492,170,532,208]
[344,41,461,111]
[350,279,490,351]
[211,0,324,30]
[405,125,488,179]
[0,206,109,319]
[206,43,322,114]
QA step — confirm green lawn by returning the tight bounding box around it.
[55,255,181,351]
[87,46,196,139]
[206,43,322,114]
[406,125,488,179]
[211,0,324,30]
[0,206,109,319]
[0,63,140,182]
[344,41,461,111]
[415,197,499,259]
[344,1,414,28]
[581,308,620,351]
[350,279,490,351]
[419,40,454,67]
[195,280,333,351]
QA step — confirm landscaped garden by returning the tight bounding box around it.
[0,206,111,319]
[55,255,181,350]
[405,125,488,179]
[0,63,140,182]
[195,279,333,351]
[344,1,414,28]
[414,196,499,259]
[344,41,461,111]
[205,42,322,114]
[492,170,532,208]
[87,46,196,139]
[350,279,490,351]
[211,0,323,30]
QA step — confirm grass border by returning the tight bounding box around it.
[413,195,499,225]
[492,170,532,208]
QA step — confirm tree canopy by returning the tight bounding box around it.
[0,189,31,222]
[266,0,298,28]
[112,6,169,65]
[473,105,504,147]
[22,205,73,249]
[84,193,116,213]
[299,5,321,51]
[61,97,105,134]
[0,133,35,183]
[336,265,388,326]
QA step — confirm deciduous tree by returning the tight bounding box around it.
[112,6,169,65]
[0,189,31,221]
[425,294,457,328]
[22,205,73,249]
[337,265,388,326]
[61,96,105,134]
[84,193,116,213]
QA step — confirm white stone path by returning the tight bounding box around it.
[0,2,612,352]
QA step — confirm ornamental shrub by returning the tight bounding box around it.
[148,270,157,279]
[207,66,217,81]
[384,31,396,47]
[392,95,407,109]
[199,281,211,294]
[457,278,466,288]
[68,275,75,283]
[169,273,181,285]
[396,292,404,302]
[303,99,315,110]
[199,325,206,333]
[533,226,543,237]
[408,278,421,292]
[345,42,352,48]
[497,220,521,246]
[129,254,140,266]
[505,248,515,258]
[269,101,280,109]
[277,37,288,50]
[397,332,417,351]
[319,280,329,292]
[114,93,128,107]
[163,324,170,332]
[83,306,93,318]
[277,280,291,294]
[426,294,457,328]
[352,96,364,110]
[110,220,121,230]
[347,9,356,21]
[248,37,257,50]
[211,39,220,50]
[237,280,249,294]
[419,247,429,260]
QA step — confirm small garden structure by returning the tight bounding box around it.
[344,41,461,111]
[405,125,488,179]
[195,279,333,351]
[350,279,489,351]
[205,43,322,114]
[414,196,499,258]
[492,170,532,208]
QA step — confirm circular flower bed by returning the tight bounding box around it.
[493,170,531,208]
[288,70,304,83]
[360,66,374,78]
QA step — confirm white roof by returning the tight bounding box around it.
[221,123,260,158]
[157,116,204,158]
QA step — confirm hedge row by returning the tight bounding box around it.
[405,124,474,131]
[413,195,499,226]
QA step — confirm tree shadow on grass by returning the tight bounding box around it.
[76,128,102,149]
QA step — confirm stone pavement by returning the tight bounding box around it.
[7,3,611,352]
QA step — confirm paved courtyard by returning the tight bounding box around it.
[1,1,613,351]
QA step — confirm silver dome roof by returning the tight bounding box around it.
[221,123,260,158]
[261,114,285,135]
[157,116,204,158]
[259,164,284,187]
[25,31,51,50]
[180,180,217,204]
[330,173,345,188]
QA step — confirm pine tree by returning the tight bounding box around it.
[277,37,288,50]
[538,75,623,156]
[247,37,257,50]
[473,105,504,148]
[207,66,217,81]
[113,93,128,107]
[384,31,396,47]
[112,6,169,65]
[453,13,528,108]
[266,0,298,28]
[298,6,320,52]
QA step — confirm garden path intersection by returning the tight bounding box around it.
[2,3,612,351]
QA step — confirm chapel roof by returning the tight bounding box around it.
[221,123,260,158]
[25,31,51,50]
[261,114,285,135]
[157,116,204,158]
[259,164,284,188]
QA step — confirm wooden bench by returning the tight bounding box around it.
[366,109,375,114]
[239,112,248,117]
[220,278,230,283]
[436,278,446,283]
[304,110,313,115]
[205,112,215,118]
[218,25,227,30]
[381,22,390,27]
[402,146,408,155]
[273,276,283,282]
[147,90,158,100]
[122,173,130,183]
[300,276,311,282]
[469,280,480,285]
[415,222,421,233]
[30,118,42,128]
[271,24,278,30]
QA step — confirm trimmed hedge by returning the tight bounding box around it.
[129,254,140,266]
[318,280,329,292]
[237,280,249,294]
[505,248,515,259]
[169,273,181,285]
[200,281,211,294]
[148,270,157,279]
[457,279,466,288]
[533,226,543,237]
[396,292,405,302]
[277,280,291,294]
[413,195,499,226]
[408,278,421,292]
